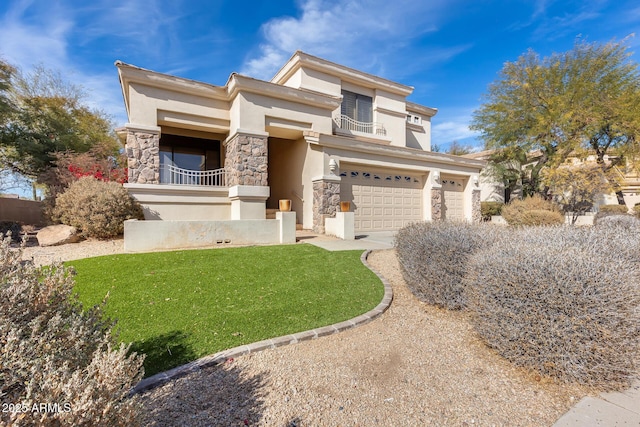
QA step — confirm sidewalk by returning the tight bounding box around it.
[553,380,640,426]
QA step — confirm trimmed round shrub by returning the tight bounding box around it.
[501,195,564,226]
[464,226,640,388]
[52,177,144,239]
[480,201,503,221]
[395,221,496,310]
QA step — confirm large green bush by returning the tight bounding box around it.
[501,195,564,226]
[395,221,495,309]
[464,226,640,388]
[52,177,143,238]
[0,234,144,426]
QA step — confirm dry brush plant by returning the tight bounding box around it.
[0,234,144,426]
[395,221,497,309]
[594,214,640,230]
[501,194,565,226]
[464,226,640,389]
[52,176,144,239]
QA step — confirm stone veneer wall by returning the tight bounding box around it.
[313,180,340,233]
[126,130,160,184]
[431,188,442,221]
[472,189,481,223]
[224,134,268,187]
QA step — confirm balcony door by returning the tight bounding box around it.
[341,90,372,123]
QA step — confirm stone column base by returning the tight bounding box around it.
[312,175,341,233]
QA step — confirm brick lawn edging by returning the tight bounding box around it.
[130,249,393,395]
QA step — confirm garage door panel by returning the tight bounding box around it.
[342,168,423,232]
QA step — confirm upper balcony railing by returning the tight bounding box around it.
[161,164,227,187]
[333,113,386,136]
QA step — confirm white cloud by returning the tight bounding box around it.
[432,108,481,147]
[241,0,459,80]
[0,1,72,71]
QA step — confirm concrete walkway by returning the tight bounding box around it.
[297,230,395,251]
[552,380,640,426]
[298,230,640,427]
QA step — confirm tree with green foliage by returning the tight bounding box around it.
[0,62,120,184]
[471,39,640,200]
[544,163,616,224]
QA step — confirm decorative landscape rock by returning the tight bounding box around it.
[36,225,82,247]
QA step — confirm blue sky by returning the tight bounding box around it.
[1,0,639,151]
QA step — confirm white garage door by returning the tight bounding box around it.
[340,168,423,232]
[442,178,465,221]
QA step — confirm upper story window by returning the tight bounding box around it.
[341,90,372,123]
[407,114,422,125]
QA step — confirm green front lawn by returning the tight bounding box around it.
[68,244,383,376]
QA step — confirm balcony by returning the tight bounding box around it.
[161,164,227,186]
[333,113,386,136]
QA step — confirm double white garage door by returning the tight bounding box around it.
[340,168,465,231]
[340,168,423,232]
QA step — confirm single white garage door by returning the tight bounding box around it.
[340,168,423,232]
[442,178,465,221]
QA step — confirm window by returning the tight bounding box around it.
[341,90,372,123]
[159,134,221,184]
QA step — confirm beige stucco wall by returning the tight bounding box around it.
[125,184,231,220]
[230,92,333,137]
[128,83,230,132]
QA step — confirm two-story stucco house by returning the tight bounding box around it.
[116,51,485,250]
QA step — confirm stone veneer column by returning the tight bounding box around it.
[431,189,442,221]
[312,176,341,234]
[430,171,443,221]
[472,188,481,223]
[224,133,268,187]
[126,127,160,184]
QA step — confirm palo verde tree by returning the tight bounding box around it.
[471,39,640,199]
[0,62,120,185]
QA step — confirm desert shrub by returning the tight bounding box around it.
[464,226,640,388]
[598,204,629,214]
[593,204,631,224]
[52,176,143,239]
[0,234,144,426]
[395,221,496,309]
[635,203,640,218]
[0,221,22,241]
[594,214,640,230]
[480,201,503,221]
[501,195,564,226]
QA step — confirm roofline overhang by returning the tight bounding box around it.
[406,101,438,118]
[309,132,487,170]
[226,73,341,110]
[272,51,414,97]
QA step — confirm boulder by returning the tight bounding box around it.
[37,225,82,247]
